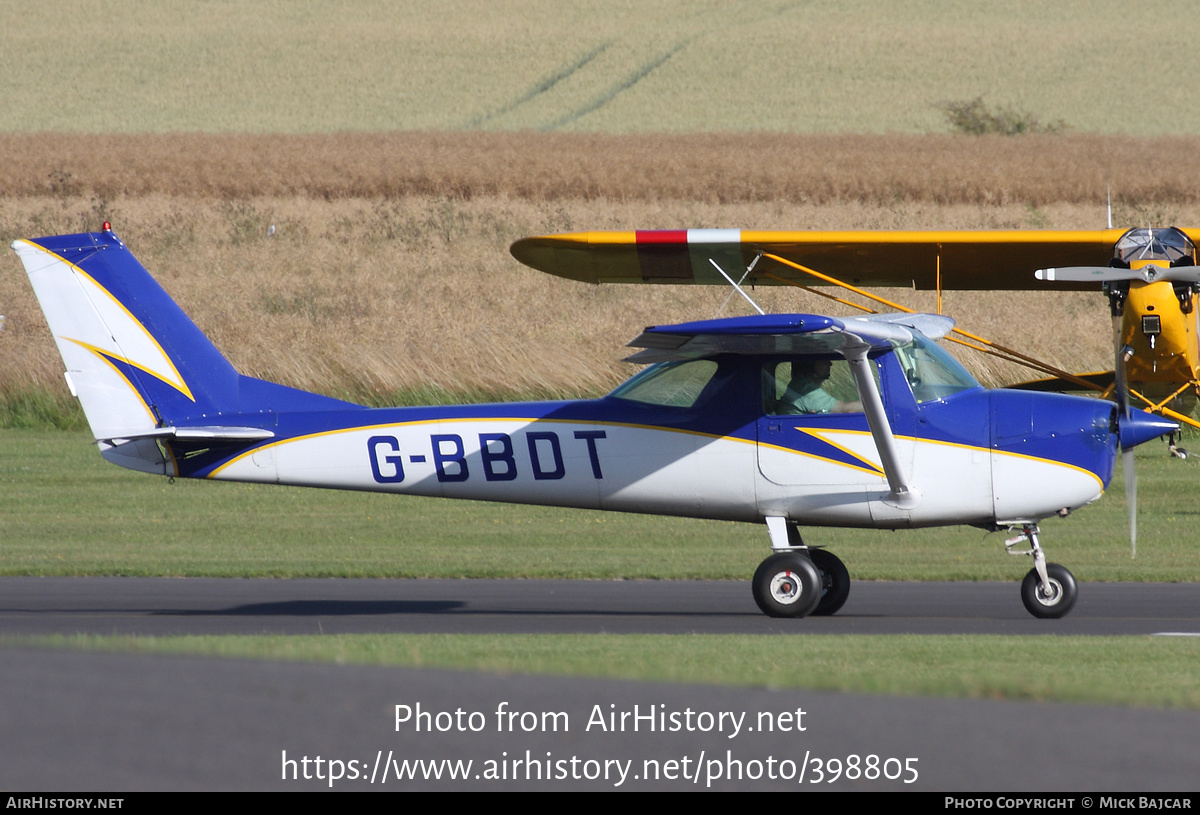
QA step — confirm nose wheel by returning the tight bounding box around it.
[1021,563,1078,618]
[1007,523,1078,619]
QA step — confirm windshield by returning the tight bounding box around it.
[1114,227,1194,267]
[892,335,979,404]
[609,359,719,408]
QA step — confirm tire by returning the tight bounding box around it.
[808,548,851,616]
[1020,563,1078,619]
[752,553,822,618]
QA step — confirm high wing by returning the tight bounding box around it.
[510,228,1200,290]
[624,312,954,363]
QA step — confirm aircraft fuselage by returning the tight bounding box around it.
[1119,279,1200,393]
[162,351,1118,531]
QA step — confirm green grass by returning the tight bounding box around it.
[0,390,85,431]
[2,429,1198,582]
[5,0,1200,134]
[15,633,1200,709]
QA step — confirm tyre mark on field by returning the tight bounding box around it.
[541,1,806,130]
[474,1,807,131]
[542,41,692,131]
[467,44,611,128]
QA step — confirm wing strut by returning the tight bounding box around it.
[936,247,943,314]
[1129,384,1200,431]
[842,343,919,508]
[709,256,764,315]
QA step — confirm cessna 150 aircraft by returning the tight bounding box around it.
[13,228,1175,619]
[511,226,1200,444]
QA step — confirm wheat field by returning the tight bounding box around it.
[3,132,1199,205]
[6,1,1200,134]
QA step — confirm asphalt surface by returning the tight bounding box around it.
[2,576,1199,636]
[3,577,1198,791]
[3,646,1198,792]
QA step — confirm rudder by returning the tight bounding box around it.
[13,229,243,440]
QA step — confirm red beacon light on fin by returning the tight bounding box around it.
[102,222,111,232]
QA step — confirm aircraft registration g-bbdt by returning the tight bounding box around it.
[12,227,1175,620]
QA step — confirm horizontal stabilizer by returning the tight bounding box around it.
[97,425,277,445]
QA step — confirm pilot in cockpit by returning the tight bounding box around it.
[775,359,863,415]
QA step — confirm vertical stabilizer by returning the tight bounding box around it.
[13,230,243,466]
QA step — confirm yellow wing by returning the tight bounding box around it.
[511,228,1178,290]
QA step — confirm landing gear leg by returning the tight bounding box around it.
[1006,523,1078,619]
[1168,430,1188,459]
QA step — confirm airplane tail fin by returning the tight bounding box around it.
[12,229,356,473]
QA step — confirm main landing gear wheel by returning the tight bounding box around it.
[752,553,822,618]
[1020,563,1078,619]
[807,548,850,616]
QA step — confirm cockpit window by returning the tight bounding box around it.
[763,358,866,415]
[1114,227,1195,267]
[892,335,979,404]
[609,359,719,408]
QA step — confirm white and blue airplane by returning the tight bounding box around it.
[12,227,1176,619]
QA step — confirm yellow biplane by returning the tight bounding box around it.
[512,226,1200,449]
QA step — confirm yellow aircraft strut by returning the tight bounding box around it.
[759,269,1070,379]
[761,252,1200,432]
[761,253,1108,391]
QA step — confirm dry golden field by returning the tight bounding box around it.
[3,132,1200,205]
[5,132,1200,415]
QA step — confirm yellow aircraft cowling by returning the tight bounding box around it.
[1120,280,1200,387]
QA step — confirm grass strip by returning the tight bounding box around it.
[11,633,1200,709]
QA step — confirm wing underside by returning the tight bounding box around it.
[511,228,1159,290]
[1008,371,1116,393]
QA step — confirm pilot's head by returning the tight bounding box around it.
[794,359,832,383]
